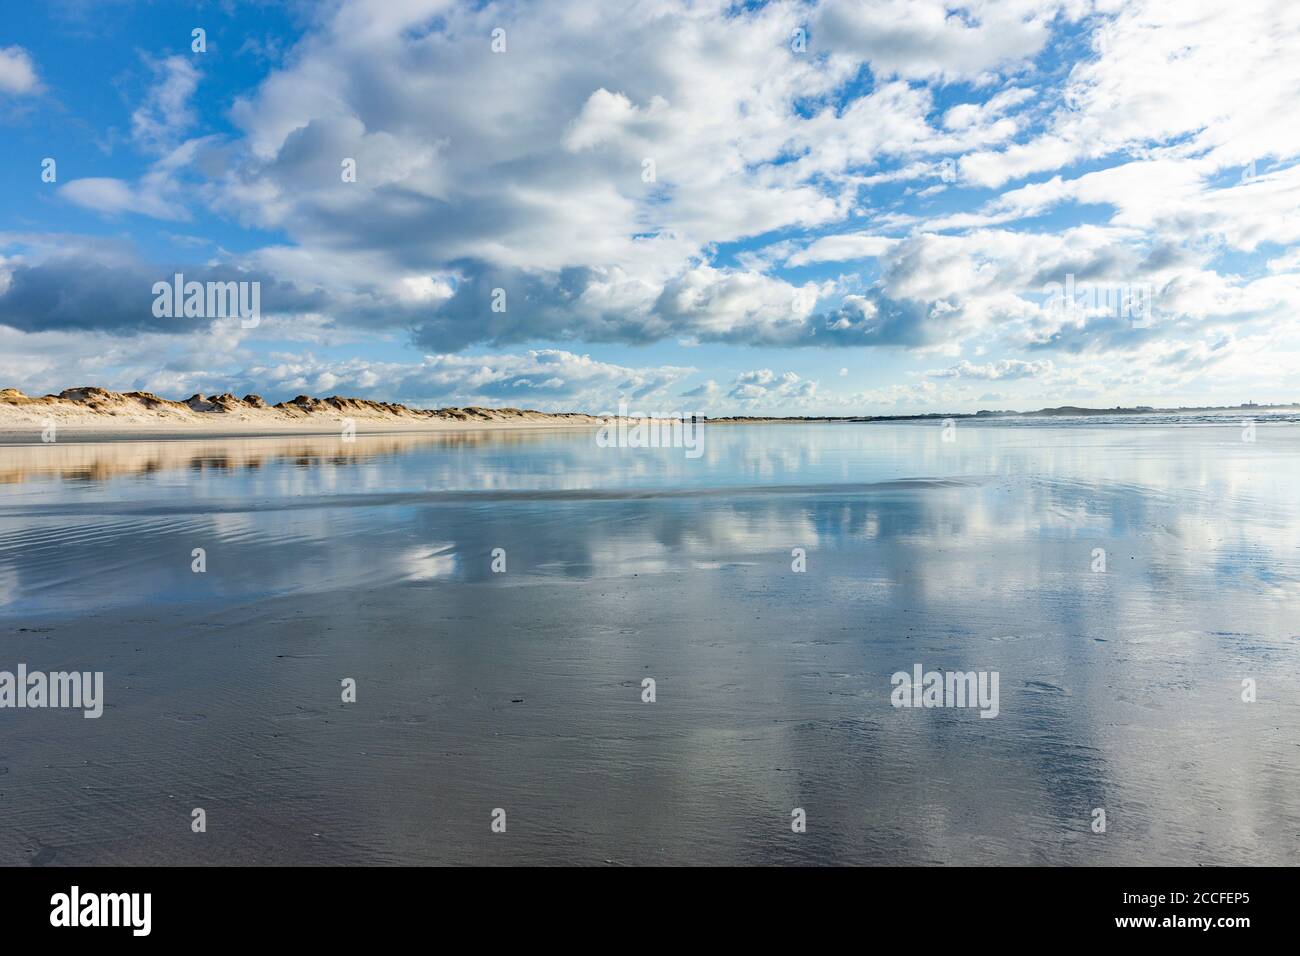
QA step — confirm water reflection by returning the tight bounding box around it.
[1,423,1297,864]
[2,423,1298,614]
[0,429,584,485]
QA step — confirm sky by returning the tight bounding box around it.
[2,0,1299,416]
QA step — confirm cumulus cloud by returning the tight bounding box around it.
[0,46,40,95]
[958,0,1300,189]
[0,324,696,413]
[727,369,819,408]
[814,0,1063,81]
[928,359,1054,380]
[680,378,721,402]
[787,234,899,266]
[8,0,1300,412]
[213,348,694,411]
[0,236,328,335]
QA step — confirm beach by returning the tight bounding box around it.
[2,421,1298,865]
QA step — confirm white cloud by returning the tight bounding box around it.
[727,369,819,408]
[814,0,1065,81]
[787,234,899,266]
[10,0,1300,411]
[960,0,1300,188]
[928,359,1055,380]
[245,348,697,412]
[131,55,201,153]
[59,176,188,220]
[943,87,1035,131]
[0,46,40,95]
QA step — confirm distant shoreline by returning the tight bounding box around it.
[709,402,1300,424]
[1,386,1296,442]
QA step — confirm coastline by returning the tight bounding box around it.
[3,385,1296,443]
[0,385,616,443]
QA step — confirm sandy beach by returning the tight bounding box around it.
[2,419,1298,865]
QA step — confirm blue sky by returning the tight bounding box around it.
[2,0,1299,414]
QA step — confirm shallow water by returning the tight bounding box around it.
[1,422,1298,864]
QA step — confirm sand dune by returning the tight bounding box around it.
[0,385,609,437]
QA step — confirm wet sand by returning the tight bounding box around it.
[0,420,607,446]
[2,423,1298,865]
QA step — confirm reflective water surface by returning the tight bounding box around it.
[1,422,1297,864]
